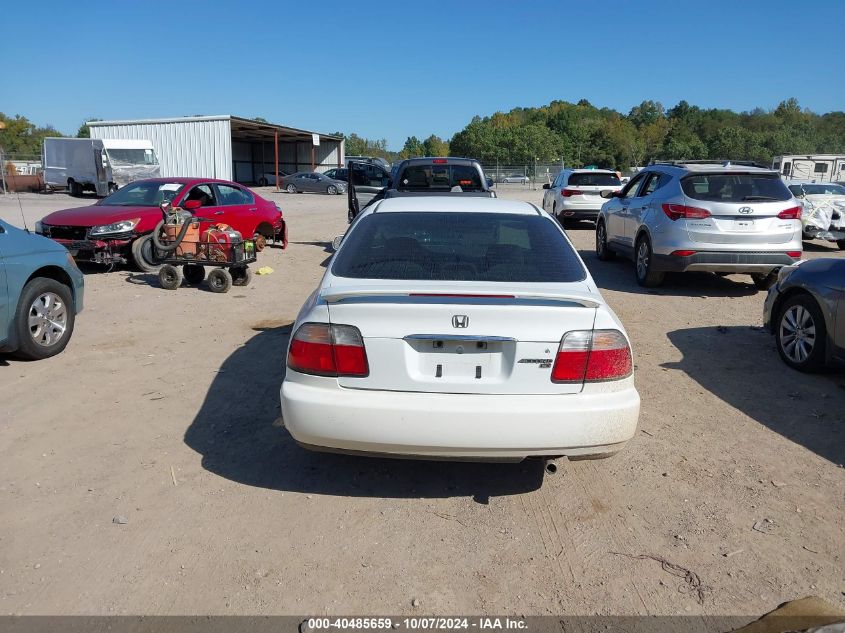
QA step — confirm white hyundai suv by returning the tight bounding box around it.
[542,169,623,224]
[280,196,640,465]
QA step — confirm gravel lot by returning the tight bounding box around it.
[1,186,843,621]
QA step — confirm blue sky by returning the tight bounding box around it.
[4,0,843,150]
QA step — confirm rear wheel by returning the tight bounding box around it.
[131,235,160,273]
[13,278,75,360]
[776,294,826,372]
[259,177,268,186]
[595,220,615,261]
[207,268,232,293]
[635,236,665,287]
[286,184,297,194]
[158,264,183,290]
[751,272,777,290]
[183,264,205,285]
[67,180,81,196]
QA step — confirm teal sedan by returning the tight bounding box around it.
[0,219,84,360]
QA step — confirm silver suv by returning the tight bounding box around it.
[595,161,803,288]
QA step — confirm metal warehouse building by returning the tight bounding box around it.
[87,115,344,184]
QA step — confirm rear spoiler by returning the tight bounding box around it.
[320,287,601,308]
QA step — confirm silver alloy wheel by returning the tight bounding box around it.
[286,184,296,193]
[636,241,649,279]
[28,292,68,347]
[779,305,816,364]
[327,185,337,195]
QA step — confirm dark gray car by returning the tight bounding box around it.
[763,258,845,371]
[281,171,347,195]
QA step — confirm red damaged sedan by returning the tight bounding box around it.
[35,178,288,271]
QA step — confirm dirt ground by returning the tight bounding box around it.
[0,186,843,622]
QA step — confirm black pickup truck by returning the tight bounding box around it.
[348,157,495,221]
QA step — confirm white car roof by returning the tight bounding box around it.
[370,196,541,215]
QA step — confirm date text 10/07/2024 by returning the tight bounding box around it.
[305,618,529,630]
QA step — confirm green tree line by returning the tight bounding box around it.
[448,98,845,169]
[340,98,844,169]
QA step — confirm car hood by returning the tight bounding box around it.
[41,204,161,227]
[0,220,69,255]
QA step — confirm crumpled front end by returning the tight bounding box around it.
[801,196,845,241]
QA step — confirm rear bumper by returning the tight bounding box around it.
[559,201,603,218]
[280,375,640,460]
[652,251,800,273]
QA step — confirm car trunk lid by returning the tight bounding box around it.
[322,283,599,395]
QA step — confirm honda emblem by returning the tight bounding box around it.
[452,315,469,328]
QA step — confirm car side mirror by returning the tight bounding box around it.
[183,199,202,210]
[331,235,344,251]
[600,190,616,199]
[542,183,551,190]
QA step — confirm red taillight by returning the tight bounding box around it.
[670,250,697,257]
[662,203,711,220]
[432,158,447,164]
[288,323,369,377]
[551,330,632,383]
[562,188,583,197]
[777,206,802,220]
[786,251,802,258]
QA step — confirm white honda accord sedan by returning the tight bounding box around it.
[280,196,640,462]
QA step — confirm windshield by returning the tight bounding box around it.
[106,148,159,166]
[681,173,791,202]
[332,212,586,283]
[100,181,184,206]
[789,183,845,196]
[568,172,621,187]
[396,164,484,192]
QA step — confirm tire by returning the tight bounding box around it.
[259,177,268,187]
[595,220,615,261]
[551,202,558,220]
[776,294,827,372]
[131,235,161,273]
[327,185,337,195]
[231,266,253,287]
[634,235,665,287]
[13,278,76,360]
[837,239,845,250]
[183,264,205,285]
[253,233,267,252]
[751,272,777,290]
[158,264,183,290]
[67,180,80,197]
[286,184,297,194]
[108,183,118,194]
[207,268,232,293]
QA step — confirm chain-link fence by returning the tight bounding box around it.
[1,152,43,193]
[480,163,565,187]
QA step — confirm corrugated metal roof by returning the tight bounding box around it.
[88,115,343,142]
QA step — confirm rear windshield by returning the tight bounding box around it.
[568,172,621,187]
[332,212,586,283]
[681,173,791,202]
[396,165,484,192]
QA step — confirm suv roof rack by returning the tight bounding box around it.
[650,159,770,169]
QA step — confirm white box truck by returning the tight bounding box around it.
[42,138,160,196]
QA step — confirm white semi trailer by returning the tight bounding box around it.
[42,137,160,196]
[773,154,845,183]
